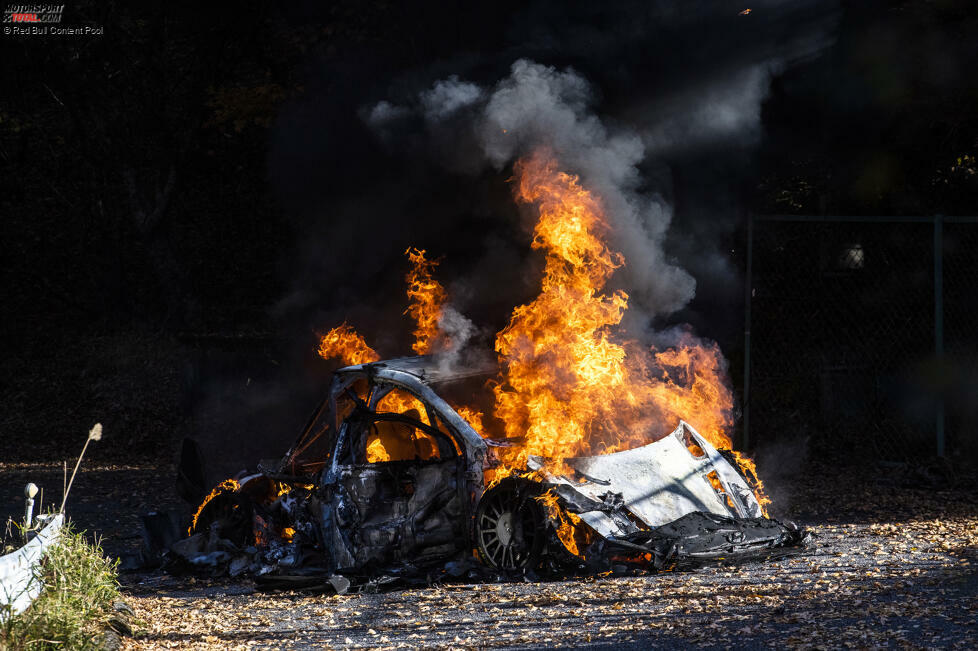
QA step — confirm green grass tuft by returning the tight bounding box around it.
[1,523,120,650]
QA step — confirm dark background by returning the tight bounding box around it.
[2,0,976,481]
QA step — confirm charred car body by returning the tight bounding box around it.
[174,356,807,584]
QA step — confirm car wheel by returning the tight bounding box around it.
[475,478,546,571]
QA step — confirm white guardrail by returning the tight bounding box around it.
[0,491,63,622]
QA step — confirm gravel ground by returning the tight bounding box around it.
[121,517,978,649]
[4,460,977,649]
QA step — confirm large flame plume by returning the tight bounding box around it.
[490,151,736,474]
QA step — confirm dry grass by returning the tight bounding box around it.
[1,524,120,650]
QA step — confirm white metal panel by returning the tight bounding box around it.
[537,422,761,538]
[0,513,63,621]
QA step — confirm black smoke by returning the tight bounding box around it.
[268,0,840,345]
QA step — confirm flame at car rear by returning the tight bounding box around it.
[491,151,629,468]
[491,152,736,468]
[729,449,772,512]
[488,150,769,518]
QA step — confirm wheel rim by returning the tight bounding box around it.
[476,482,542,570]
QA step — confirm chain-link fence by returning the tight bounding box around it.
[744,215,977,463]
[944,220,978,460]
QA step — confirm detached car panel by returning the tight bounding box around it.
[532,421,763,540]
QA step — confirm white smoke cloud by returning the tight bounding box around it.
[367,100,410,127]
[373,59,698,324]
[432,303,483,376]
[478,60,696,322]
[421,76,484,121]
[639,64,776,156]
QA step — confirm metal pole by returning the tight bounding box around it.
[934,215,945,457]
[743,213,753,450]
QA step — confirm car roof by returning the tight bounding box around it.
[336,353,497,385]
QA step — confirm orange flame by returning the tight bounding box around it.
[731,450,772,515]
[492,152,738,467]
[489,150,767,509]
[642,335,734,450]
[318,323,380,366]
[405,247,448,355]
[536,489,587,557]
[377,388,431,425]
[706,470,737,512]
[455,405,485,433]
[366,437,392,463]
[253,513,270,548]
[492,152,628,468]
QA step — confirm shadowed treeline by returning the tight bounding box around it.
[2,1,977,471]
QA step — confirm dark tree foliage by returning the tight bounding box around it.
[0,0,525,464]
[756,1,978,216]
[1,0,975,466]
[3,2,297,336]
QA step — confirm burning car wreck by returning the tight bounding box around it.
[151,150,812,590]
[160,355,809,590]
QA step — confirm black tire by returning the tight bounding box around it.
[475,478,546,571]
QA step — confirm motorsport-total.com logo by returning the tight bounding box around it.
[3,4,103,36]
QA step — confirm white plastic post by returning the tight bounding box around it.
[24,483,38,529]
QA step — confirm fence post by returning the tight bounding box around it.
[743,212,753,450]
[934,214,945,458]
[24,484,37,529]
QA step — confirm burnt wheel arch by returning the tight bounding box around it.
[189,487,254,547]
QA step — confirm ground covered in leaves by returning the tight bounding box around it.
[3,460,977,648]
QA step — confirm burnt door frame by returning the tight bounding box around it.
[321,399,471,572]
